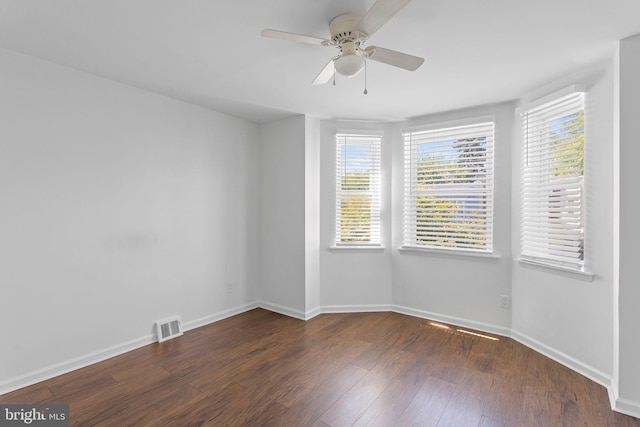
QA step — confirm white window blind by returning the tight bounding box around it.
[403,121,494,253]
[520,89,585,270]
[335,133,382,246]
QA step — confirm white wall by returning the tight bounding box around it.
[0,48,260,391]
[616,33,640,414]
[391,104,513,333]
[258,116,307,316]
[319,120,393,309]
[510,60,615,386]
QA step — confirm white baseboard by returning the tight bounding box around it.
[257,300,307,320]
[321,304,392,314]
[608,378,619,411]
[606,377,640,419]
[305,306,322,320]
[183,302,259,331]
[0,334,155,396]
[613,396,640,419]
[510,329,612,389]
[392,304,512,337]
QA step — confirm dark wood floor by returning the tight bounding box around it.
[2,309,638,426]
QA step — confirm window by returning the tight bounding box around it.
[520,87,585,271]
[335,132,382,246]
[403,120,494,253]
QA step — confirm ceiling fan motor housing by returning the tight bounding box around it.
[329,14,367,46]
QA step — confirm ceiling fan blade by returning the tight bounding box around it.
[355,0,411,37]
[364,46,424,71]
[312,58,336,85]
[261,29,328,46]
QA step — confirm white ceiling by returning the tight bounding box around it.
[1,0,639,124]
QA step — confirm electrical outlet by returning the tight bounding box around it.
[500,295,511,309]
[226,282,234,294]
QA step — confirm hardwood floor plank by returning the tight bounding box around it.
[402,321,460,357]
[395,354,438,388]
[493,337,531,383]
[73,377,202,426]
[353,379,421,427]
[357,312,405,343]
[364,347,418,382]
[207,308,282,331]
[482,376,525,426]
[320,312,393,344]
[109,363,171,384]
[428,352,471,385]
[155,381,283,427]
[464,333,502,374]
[320,347,420,427]
[280,363,368,410]
[436,369,494,426]
[395,376,458,427]
[212,332,312,385]
[0,382,53,404]
[273,339,371,407]
[1,310,638,426]
[145,380,238,426]
[519,385,563,427]
[237,398,290,427]
[319,371,388,427]
[46,369,119,403]
[270,363,369,426]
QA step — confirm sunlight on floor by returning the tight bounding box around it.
[428,321,499,341]
[456,329,499,341]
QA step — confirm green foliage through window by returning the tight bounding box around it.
[336,133,381,245]
[404,122,494,252]
[520,89,585,269]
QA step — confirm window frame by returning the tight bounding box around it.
[518,85,588,274]
[334,131,383,248]
[402,117,495,255]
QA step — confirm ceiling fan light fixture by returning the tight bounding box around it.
[334,54,365,77]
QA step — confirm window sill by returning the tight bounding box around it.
[517,258,594,282]
[399,246,500,259]
[329,245,386,253]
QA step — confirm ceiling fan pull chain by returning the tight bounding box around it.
[363,60,368,94]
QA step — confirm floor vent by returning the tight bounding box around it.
[155,316,183,342]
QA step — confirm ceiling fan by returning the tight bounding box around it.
[261,0,424,85]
